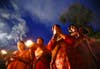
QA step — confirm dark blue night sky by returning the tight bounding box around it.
[0,0,100,49]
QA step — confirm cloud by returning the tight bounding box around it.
[12,0,73,24]
[24,0,59,22]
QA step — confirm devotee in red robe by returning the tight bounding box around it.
[67,25,98,69]
[33,37,51,69]
[7,41,32,69]
[47,24,74,69]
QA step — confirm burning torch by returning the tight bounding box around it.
[1,49,7,55]
[53,27,62,42]
[25,40,35,48]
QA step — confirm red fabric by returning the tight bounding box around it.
[47,39,56,51]
[35,47,51,69]
[36,59,49,69]
[55,45,70,69]
[47,34,74,69]
[47,35,74,51]
[35,54,50,69]
[64,35,74,46]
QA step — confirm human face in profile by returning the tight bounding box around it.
[68,25,78,33]
[36,38,44,46]
[17,41,25,51]
[52,24,62,35]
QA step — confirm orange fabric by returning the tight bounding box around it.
[7,60,30,69]
[7,50,32,69]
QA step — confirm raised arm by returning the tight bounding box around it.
[60,34,74,46]
[46,37,57,51]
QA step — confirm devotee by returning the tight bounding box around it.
[33,37,51,69]
[7,41,32,69]
[67,25,98,69]
[47,24,74,69]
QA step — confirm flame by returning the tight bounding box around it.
[25,40,34,48]
[1,49,7,55]
[53,28,57,35]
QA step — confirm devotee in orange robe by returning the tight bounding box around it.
[7,41,32,69]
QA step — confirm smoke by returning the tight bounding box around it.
[10,15,28,41]
[0,9,28,49]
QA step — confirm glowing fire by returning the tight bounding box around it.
[53,28,57,35]
[1,50,7,55]
[25,40,34,47]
